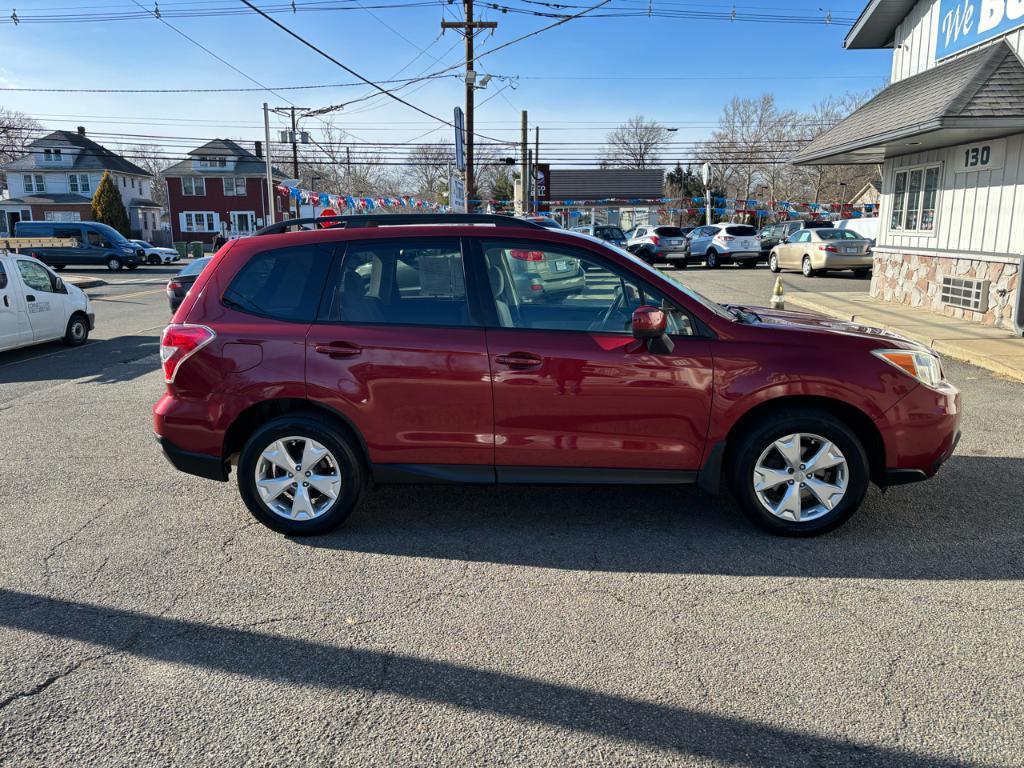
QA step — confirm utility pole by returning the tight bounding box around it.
[263,103,275,226]
[442,1,496,213]
[534,125,540,214]
[520,110,528,215]
[290,107,300,181]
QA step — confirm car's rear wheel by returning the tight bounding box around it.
[728,410,869,536]
[769,254,780,273]
[801,256,816,277]
[106,257,122,271]
[706,249,720,268]
[62,313,89,347]
[238,415,364,535]
[854,268,871,279]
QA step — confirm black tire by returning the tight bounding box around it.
[148,254,160,266]
[106,256,122,271]
[675,259,688,270]
[62,312,89,347]
[768,254,780,273]
[854,268,871,279]
[801,256,816,277]
[53,265,66,272]
[237,414,364,536]
[706,249,720,269]
[727,409,869,536]
[738,260,757,269]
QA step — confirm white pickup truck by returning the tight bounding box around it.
[0,251,94,353]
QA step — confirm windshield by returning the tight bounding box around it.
[133,240,154,248]
[93,223,129,245]
[179,257,211,277]
[595,226,625,240]
[572,234,733,321]
[817,229,863,240]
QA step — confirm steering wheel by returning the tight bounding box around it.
[588,285,625,332]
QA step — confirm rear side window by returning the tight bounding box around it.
[323,239,472,327]
[817,229,862,240]
[725,226,757,236]
[223,245,333,322]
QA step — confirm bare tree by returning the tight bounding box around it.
[403,143,455,201]
[296,118,400,199]
[0,107,41,188]
[602,116,669,170]
[117,143,172,211]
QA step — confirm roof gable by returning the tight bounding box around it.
[846,0,919,49]
[1,129,152,176]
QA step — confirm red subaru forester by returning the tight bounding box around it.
[154,214,960,537]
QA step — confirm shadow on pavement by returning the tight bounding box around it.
[0,334,159,386]
[0,589,989,768]
[302,455,1024,581]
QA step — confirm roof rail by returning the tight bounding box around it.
[253,213,544,236]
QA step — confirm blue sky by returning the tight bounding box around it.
[0,0,892,167]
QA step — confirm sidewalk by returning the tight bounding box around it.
[65,275,106,289]
[785,290,1024,383]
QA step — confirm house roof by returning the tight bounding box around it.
[163,138,287,178]
[125,197,161,208]
[547,169,665,201]
[1,193,93,205]
[0,130,151,176]
[845,0,917,49]
[793,42,1024,165]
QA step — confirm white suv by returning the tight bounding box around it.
[687,224,762,268]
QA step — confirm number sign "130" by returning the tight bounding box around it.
[956,138,1005,173]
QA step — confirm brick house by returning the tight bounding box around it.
[162,139,289,247]
[0,126,161,239]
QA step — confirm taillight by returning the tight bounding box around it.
[819,245,838,253]
[160,324,215,383]
[510,249,545,262]
[167,281,182,291]
[648,235,660,246]
[718,235,735,242]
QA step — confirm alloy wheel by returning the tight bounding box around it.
[752,433,848,523]
[802,257,813,277]
[254,436,342,521]
[769,254,779,272]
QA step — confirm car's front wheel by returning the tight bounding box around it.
[148,254,160,265]
[769,254,780,273]
[62,313,89,347]
[728,410,869,536]
[238,414,364,535]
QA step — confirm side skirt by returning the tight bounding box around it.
[371,463,697,486]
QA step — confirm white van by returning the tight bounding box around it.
[833,217,879,243]
[0,252,94,352]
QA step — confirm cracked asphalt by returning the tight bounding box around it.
[1,264,1022,767]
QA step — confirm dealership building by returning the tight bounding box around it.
[795,0,1024,333]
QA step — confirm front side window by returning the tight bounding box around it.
[0,262,7,290]
[223,245,333,323]
[481,240,694,336]
[17,260,54,293]
[324,240,472,327]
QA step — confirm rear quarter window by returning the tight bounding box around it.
[223,244,333,322]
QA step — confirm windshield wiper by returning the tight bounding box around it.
[722,304,762,323]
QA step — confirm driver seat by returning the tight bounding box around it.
[488,265,514,328]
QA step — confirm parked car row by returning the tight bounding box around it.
[12,221,183,271]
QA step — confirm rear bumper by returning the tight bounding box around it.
[156,434,228,481]
[721,251,763,263]
[811,254,873,270]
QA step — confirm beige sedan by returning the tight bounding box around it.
[768,227,873,278]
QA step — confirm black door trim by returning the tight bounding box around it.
[370,463,698,486]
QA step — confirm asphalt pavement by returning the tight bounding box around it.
[0,263,1021,767]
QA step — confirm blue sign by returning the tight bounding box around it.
[936,0,1024,60]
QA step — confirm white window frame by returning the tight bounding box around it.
[197,156,226,168]
[182,211,217,232]
[182,177,206,196]
[68,173,91,193]
[229,210,256,233]
[23,174,46,193]
[223,177,247,196]
[43,148,62,162]
[890,163,941,236]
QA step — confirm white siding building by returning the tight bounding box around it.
[795,0,1024,333]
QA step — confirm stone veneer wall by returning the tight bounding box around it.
[871,251,1020,330]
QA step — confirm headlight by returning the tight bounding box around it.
[872,348,943,388]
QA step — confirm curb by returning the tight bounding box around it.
[65,277,107,289]
[786,294,1024,384]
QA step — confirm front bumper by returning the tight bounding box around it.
[86,312,95,330]
[876,380,961,482]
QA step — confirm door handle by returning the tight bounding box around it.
[313,341,361,359]
[495,351,543,369]
[25,294,35,302]
[3,295,8,307]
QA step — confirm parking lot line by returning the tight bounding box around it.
[0,324,165,370]
[92,288,165,302]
